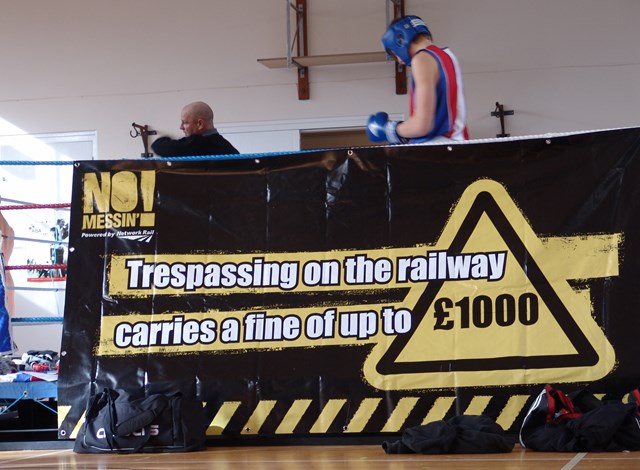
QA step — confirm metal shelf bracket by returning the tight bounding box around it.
[258,0,406,100]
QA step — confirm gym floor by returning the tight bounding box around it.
[1,444,639,469]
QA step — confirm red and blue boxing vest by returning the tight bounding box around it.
[409,45,469,143]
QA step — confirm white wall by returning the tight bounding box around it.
[1,0,639,157]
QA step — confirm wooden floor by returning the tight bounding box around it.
[1,444,640,469]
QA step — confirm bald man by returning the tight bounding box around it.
[151,101,239,157]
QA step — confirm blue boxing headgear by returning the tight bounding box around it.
[381,15,431,65]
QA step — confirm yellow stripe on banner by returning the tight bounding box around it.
[422,396,455,425]
[241,400,277,435]
[310,399,347,433]
[57,405,71,434]
[464,395,492,415]
[541,235,620,279]
[276,399,313,434]
[381,397,420,433]
[68,409,85,439]
[496,395,531,431]
[204,394,544,436]
[344,398,382,433]
[207,401,241,436]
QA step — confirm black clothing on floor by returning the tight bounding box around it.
[383,415,515,454]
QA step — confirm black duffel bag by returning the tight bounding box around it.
[74,388,206,453]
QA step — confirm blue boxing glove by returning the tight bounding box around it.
[366,112,407,144]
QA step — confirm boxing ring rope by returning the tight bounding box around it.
[0,159,74,361]
[1,200,70,327]
[6,235,68,245]
[7,264,66,271]
[0,203,70,211]
[10,318,63,324]
[1,155,309,335]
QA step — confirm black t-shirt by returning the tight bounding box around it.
[151,132,239,157]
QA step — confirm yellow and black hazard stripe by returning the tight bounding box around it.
[205,392,594,436]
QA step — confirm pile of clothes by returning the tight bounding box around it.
[19,349,59,372]
[382,384,640,455]
[382,415,515,454]
[518,384,640,452]
[0,349,59,382]
[0,355,18,375]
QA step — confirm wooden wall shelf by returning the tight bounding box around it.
[257,0,406,99]
[258,51,388,69]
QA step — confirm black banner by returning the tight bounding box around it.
[58,128,640,440]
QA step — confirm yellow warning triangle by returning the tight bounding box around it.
[363,179,617,390]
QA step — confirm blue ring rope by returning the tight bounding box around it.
[11,317,63,324]
[0,160,74,166]
[0,146,359,166]
[150,147,343,161]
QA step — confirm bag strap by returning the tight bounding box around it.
[114,411,157,437]
[103,392,170,452]
[114,395,169,437]
[84,387,116,420]
[101,389,148,452]
[546,385,582,424]
[630,389,640,417]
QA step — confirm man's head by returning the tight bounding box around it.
[180,101,215,136]
[381,15,432,66]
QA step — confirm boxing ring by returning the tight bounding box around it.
[3,127,640,448]
[0,158,71,443]
[0,152,72,349]
[0,198,69,353]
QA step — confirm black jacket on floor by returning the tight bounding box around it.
[382,415,515,454]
